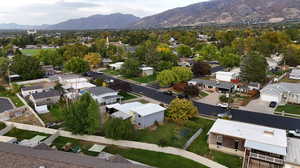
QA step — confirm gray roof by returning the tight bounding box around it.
[0,142,147,168]
[0,98,14,113]
[190,79,234,90]
[261,82,300,96]
[32,90,60,100]
[285,138,300,166]
[85,87,117,96]
[22,85,44,91]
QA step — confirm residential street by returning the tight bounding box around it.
[95,73,300,130]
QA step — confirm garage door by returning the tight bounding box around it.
[260,94,280,102]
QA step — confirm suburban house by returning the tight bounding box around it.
[248,82,261,91]
[58,75,96,92]
[106,102,166,129]
[21,84,53,97]
[188,79,234,93]
[29,90,61,114]
[109,62,124,70]
[208,119,288,168]
[41,65,56,77]
[140,67,154,77]
[289,69,300,80]
[82,87,122,105]
[216,71,239,82]
[102,58,113,66]
[260,83,300,104]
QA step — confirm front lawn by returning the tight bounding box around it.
[199,91,209,98]
[276,104,300,115]
[0,90,24,107]
[104,145,208,168]
[129,74,157,84]
[4,128,49,141]
[0,122,6,130]
[103,69,121,76]
[187,118,243,168]
[52,136,99,156]
[118,92,139,101]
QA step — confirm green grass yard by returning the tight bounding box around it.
[52,136,99,156]
[21,48,56,56]
[104,146,208,168]
[0,122,6,130]
[4,128,49,141]
[0,90,24,107]
[129,74,157,84]
[39,104,64,123]
[118,92,139,101]
[276,104,300,115]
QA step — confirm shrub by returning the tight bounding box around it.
[104,118,135,140]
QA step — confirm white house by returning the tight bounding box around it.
[58,75,95,92]
[109,62,124,70]
[140,67,154,77]
[106,102,165,129]
[208,119,288,167]
[216,71,238,82]
[83,87,121,105]
[260,82,300,104]
[289,69,300,80]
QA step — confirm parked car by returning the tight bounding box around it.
[288,129,300,138]
[217,103,229,108]
[217,111,232,119]
[163,91,174,96]
[269,101,277,108]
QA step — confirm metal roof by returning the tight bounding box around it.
[85,87,117,96]
[130,103,166,116]
[261,82,300,96]
[189,79,234,90]
[285,138,300,166]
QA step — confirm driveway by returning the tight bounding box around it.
[0,98,14,113]
[239,98,275,114]
[197,92,220,105]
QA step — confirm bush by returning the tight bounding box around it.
[158,138,169,147]
[104,118,135,140]
[219,95,233,103]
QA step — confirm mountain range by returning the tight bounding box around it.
[1,0,300,30]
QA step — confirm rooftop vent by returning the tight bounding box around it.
[264,130,274,136]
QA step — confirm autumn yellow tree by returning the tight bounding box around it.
[84,53,102,69]
[166,98,198,122]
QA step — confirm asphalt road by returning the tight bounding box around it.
[92,72,300,130]
[0,98,14,113]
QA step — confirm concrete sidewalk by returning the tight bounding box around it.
[5,121,227,168]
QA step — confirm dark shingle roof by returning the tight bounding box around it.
[85,87,116,96]
[32,90,60,100]
[22,85,44,91]
[0,142,147,168]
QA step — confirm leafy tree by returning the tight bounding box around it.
[10,55,43,80]
[63,93,100,135]
[240,52,267,83]
[84,53,102,69]
[63,44,88,60]
[36,49,64,67]
[284,44,300,66]
[195,44,220,61]
[64,57,90,73]
[176,44,192,58]
[171,66,193,82]
[0,57,8,76]
[191,61,211,77]
[184,85,199,97]
[157,70,178,87]
[219,47,240,68]
[104,118,135,140]
[166,98,198,122]
[121,58,141,77]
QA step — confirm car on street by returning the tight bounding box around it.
[269,101,277,108]
[217,111,232,119]
[288,129,300,138]
[217,103,229,108]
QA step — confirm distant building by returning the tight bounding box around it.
[29,90,61,114]
[109,62,124,70]
[140,67,154,77]
[289,69,300,80]
[27,29,37,35]
[216,71,239,82]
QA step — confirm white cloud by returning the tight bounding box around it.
[0,0,208,25]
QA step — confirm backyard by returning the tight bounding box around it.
[51,136,99,156]
[104,145,208,168]
[4,128,49,141]
[276,104,300,115]
[0,90,24,107]
[39,104,64,124]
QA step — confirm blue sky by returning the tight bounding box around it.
[0,0,207,25]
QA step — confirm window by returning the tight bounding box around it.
[216,135,223,146]
[138,115,141,118]
[138,123,141,126]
